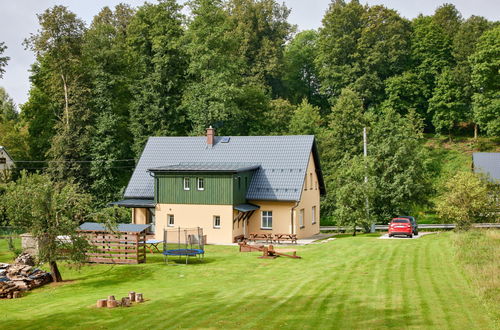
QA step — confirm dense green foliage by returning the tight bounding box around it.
[0,0,498,222]
[0,233,498,328]
[1,172,93,281]
[436,171,499,229]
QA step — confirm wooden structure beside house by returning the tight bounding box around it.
[78,222,149,264]
[111,128,326,244]
[0,146,15,182]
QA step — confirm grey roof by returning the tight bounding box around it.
[473,152,500,182]
[234,203,260,212]
[149,162,260,173]
[79,222,151,233]
[109,199,155,208]
[124,135,325,201]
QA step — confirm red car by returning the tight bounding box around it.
[388,218,413,238]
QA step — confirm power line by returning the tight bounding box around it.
[14,159,136,163]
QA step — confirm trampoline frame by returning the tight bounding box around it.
[162,227,205,264]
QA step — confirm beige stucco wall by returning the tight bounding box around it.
[132,208,149,225]
[154,204,234,244]
[245,201,296,235]
[294,153,321,238]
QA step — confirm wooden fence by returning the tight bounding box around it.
[78,230,147,264]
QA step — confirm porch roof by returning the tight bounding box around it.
[234,203,260,212]
[109,199,155,208]
[79,222,151,233]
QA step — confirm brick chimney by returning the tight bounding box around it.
[206,126,215,146]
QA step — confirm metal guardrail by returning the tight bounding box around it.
[320,223,500,231]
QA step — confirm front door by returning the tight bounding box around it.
[148,208,156,233]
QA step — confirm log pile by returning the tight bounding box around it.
[0,253,52,299]
[96,291,145,308]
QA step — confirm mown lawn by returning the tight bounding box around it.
[0,233,497,329]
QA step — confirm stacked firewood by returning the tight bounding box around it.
[96,291,145,308]
[0,253,52,299]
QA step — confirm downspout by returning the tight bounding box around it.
[291,201,299,235]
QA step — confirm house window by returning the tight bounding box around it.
[197,178,204,191]
[167,214,175,227]
[315,181,318,190]
[183,177,190,190]
[237,176,241,190]
[245,176,248,189]
[213,216,221,229]
[312,206,316,224]
[261,211,272,229]
[0,158,5,164]
[299,209,304,228]
[310,173,313,189]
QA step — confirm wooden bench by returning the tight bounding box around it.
[274,233,297,244]
[249,233,273,243]
[233,235,246,243]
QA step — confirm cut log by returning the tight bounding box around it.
[96,299,107,308]
[121,297,131,307]
[135,293,143,302]
[108,295,115,301]
[107,299,118,308]
[128,291,136,301]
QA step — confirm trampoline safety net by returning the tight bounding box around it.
[163,227,205,264]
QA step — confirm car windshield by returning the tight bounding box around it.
[392,219,410,223]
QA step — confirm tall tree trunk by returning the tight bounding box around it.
[61,74,69,128]
[352,223,357,236]
[49,260,63,282]
[474,124,478,140]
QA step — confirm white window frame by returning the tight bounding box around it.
[183,177,190,190]
[261,211,273,230]
[197,178,204,191]
[213,215,221,229]
[312,206,316,224]
[299,209,304,228]
[167,214,175,227]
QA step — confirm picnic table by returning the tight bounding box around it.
[274,233,297,244]
[145,239,163,254]
[248,233,273,243]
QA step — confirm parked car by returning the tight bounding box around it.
[398,216,418,235]
[388,218,413,238]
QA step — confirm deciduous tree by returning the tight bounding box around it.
[1,172,93,282]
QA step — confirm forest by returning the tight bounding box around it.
[0,0,499,227]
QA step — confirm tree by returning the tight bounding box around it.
[83,5,135,202]
[260,98,296,135]
[226,0,293,92]
[24,6,92,186]
[1,172,92,282]
[281,30,327,111]
[333,155,375,235]
[0,42,9,78]
[470,25,500,136]
[368,108,431,223]
[288,99,322,135]
[382,71,429,118]
[317,0,365,100]
[436,171,498,230]
[0,87,17,121]
[354,5,412,107]
[24,5,86,129]
[428,67,468,135]
[432,3,462,42]
[319,88,366,216]
[127,0,188,154]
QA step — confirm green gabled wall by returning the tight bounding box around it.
[155,171,254,205]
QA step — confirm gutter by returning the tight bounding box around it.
[291,201,300,235]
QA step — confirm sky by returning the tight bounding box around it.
[0,0,499,108]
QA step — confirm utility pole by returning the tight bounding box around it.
[364,127,374,233]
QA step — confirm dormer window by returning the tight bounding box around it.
[197,178,204,191]
[183,177,190,190]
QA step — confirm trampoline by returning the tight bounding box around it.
[163,227,205,264]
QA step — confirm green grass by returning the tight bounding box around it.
[0,233,498,329]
